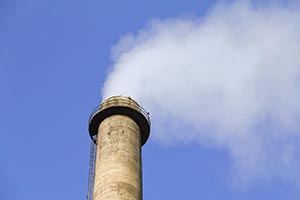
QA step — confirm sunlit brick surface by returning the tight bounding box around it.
[93,115,142,200]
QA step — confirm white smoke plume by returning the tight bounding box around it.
[102,1,300,185]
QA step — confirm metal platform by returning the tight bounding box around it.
[88,96,151,146]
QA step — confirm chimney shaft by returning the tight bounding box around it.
[88,96,150,200]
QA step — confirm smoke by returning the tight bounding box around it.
[102,1,300,185]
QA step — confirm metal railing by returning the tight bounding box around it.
[88,96,151,126]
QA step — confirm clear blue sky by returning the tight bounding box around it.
[1,0,299,199]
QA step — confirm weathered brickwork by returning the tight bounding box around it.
[93,115,142,200]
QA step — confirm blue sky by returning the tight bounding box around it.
[1,0,300,199]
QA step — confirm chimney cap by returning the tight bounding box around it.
[88,95,151,146]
